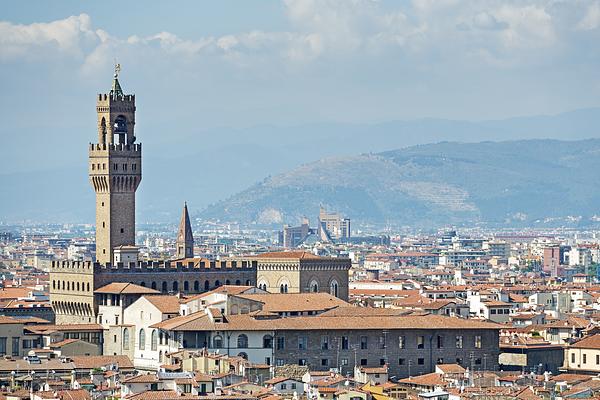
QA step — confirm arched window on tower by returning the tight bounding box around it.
[100,117,107,144]
[113,115,127,144]
[172,281,179,292]
[184,281,189,292]
[162,282,167,292]
[194,281,199,292]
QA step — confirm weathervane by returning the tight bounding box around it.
[114,62,121,78]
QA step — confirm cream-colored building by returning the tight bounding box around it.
[256,251,350,301]
[564,334,600,373]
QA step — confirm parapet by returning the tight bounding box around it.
[97,93,135,103]
[50,258,257,274]
[99,258,258,273]
[89,143,142,154]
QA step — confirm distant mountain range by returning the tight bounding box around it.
[1,108,599,224]
[200,139,600,228]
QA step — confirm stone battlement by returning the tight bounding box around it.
[97,93,135,102]
[51,259,257,273]
[89,143,142,153]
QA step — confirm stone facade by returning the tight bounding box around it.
[256,252,350,301]
[273,328,500,378]
[91,76,141,265]
[50,259,258,324]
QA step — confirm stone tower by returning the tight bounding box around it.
[89,67,142,264]
[176,202,194,259]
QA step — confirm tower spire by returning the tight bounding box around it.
[111,63,124,98]
[176,202,194,259]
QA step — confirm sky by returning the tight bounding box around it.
[1,0,600,176]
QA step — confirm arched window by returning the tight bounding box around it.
[140,282,146,287]
[235,280,241,286]
[280,283,288,293]
[330,280,339,297]
[238,352,248,360]
[173,281,179,292]
[159,350,163,364]
[263,335,273,348]
[139,329,146,350]
[151,330,158,351]
[204,281,210,291]
[310,280,319,293]
[52,280,56,290]
[151,282,157,290]
[225,280,230,285]
[213,335,223,348]
[62,281,65,290]
[214,280,221,288]
[159,331,164,345]
[194,281,199,292]
[184,281,189,291]
[246,279,251,286]
[100,117,107,143]
[86,282,90,292]
[237,334,248,348]
[162,282,168,292]
[123,328,130,350]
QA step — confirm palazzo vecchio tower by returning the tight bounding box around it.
[89,65,141,264]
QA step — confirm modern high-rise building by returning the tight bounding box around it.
[318,206,350,242]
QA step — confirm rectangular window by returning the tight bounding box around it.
[11,338,19,356]
[583,354,587,364]
[475,358,482,365]
[321,358,329,367]
[277,337,285,350]
[456,335,463,349]
[399,358,405,365]
[0,338,6,355]
[291,383,297,390]
[437,358,444,364]
[437,335,444,349]
[491,309,497,314]
[475,335,482,349]
[341,336,349,350]
[399,336,405,349]
[456,357,463,365]
[276,359,285,367]
[321,336,329,350]
[298,359,307,366]
[298,337,307,350]
[341,358,348,366]
[417,336,425,349]
[360,336,368,350]
[379,358,386,366]
[360,358,368,366]
[572,353,575,363]
[281,384,287,390]
[596,355,599,365]
[418,358,425,365]
[379,336,386,349]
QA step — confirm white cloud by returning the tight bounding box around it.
[578,1,600,30]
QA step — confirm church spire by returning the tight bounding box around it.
[176,202,194,259]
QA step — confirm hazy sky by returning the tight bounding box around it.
[1,0,600,174]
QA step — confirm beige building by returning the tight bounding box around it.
[255,251,350,301]
[564,334,600,373]
[0,316,32,357]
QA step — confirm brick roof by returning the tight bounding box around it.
[152,310,503,332]
[253,251,331,260]
[95,282,159,295]
[71,355,134,370]
[571,334,600,349]
[143,295,181,314]
[236,293,348,313]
